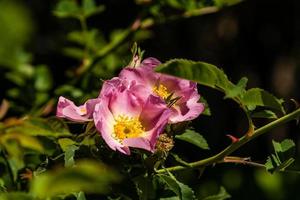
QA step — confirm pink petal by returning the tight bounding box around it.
[93,102,129,154]
[123,137,151,152]
[139,95,170,130]
[157,74,204,123]
[139,95,172,150]
[56,96,99,122]
[98,77,126,98]
[140,57,161,69]
[123,96,171,152]
[119,66,158,89]
[108,88,143,118]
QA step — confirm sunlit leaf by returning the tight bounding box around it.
[30,160,121,198]
[224,77,247,99]
[156,59,285,114]
[75,191,87,200]
[156,59,232,92]
[241,88,284,113]
[175,129,209,150]
[0,133,44,152]
[5,118,71,138]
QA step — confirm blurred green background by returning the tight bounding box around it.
[0,0,299,199]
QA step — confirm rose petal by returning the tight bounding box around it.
[140,57,161,69]
[93,102,130,154]
[108,88,143,118]
[56,96,99,122]
[123,137,151,152]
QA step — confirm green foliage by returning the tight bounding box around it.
[30,160,121,199]
[200,96,211,116]
[265,139,295,173]
[53,0,105,19]
[251,110,278,119]
[134,175,157,200]
[241,88,284,114]
[0,1,33,68]
[58,138,79,167]
[0,192,35,200]
[156,173,195,200]
[1,0,299,200]
[203,186,231,200]
[214,0,242,7]
[175,129,209,150]
[156,59,285,117]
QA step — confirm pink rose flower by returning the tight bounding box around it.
[119,58,204,123]
[56,96,100,122]
[93,78,171,155]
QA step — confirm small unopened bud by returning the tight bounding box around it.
[155,133,174,153]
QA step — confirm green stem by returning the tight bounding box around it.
[156,108,300,173]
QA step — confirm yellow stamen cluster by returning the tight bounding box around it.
[153,84,170,99]
[113,115,145,141]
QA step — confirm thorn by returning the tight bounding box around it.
[226,134,240,143]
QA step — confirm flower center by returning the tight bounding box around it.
[153,84,170,99]
[113,115,145,141]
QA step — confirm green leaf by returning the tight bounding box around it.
[65,145,79,167]
[157,173,195,200]
[0,178,6,192]
[203,186,231,200]
[224,77,247,99]
[82,0,105,17]
[63,47,85,59]
[170,153,190,167]
[0,192,35,200]
[272,139,295,161]
[58,138,76,152]
[53,0,80,18]
[134,175,156,200]
[214,0,243,7]
[5,118,71,138]
[75,191,87,200]
[30,160,121,198]
[34,65,53,91]
[175,129,209,150]
[58,138,78,167]
[0,133,44,152]
[55,85,83,98]
[156,59,232,92]
[160,197,180,200]
[265,139,295,173]
[251,110,278,119]
[241,88,284,113]
[200,96,211,116]
[156,59,285,114]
